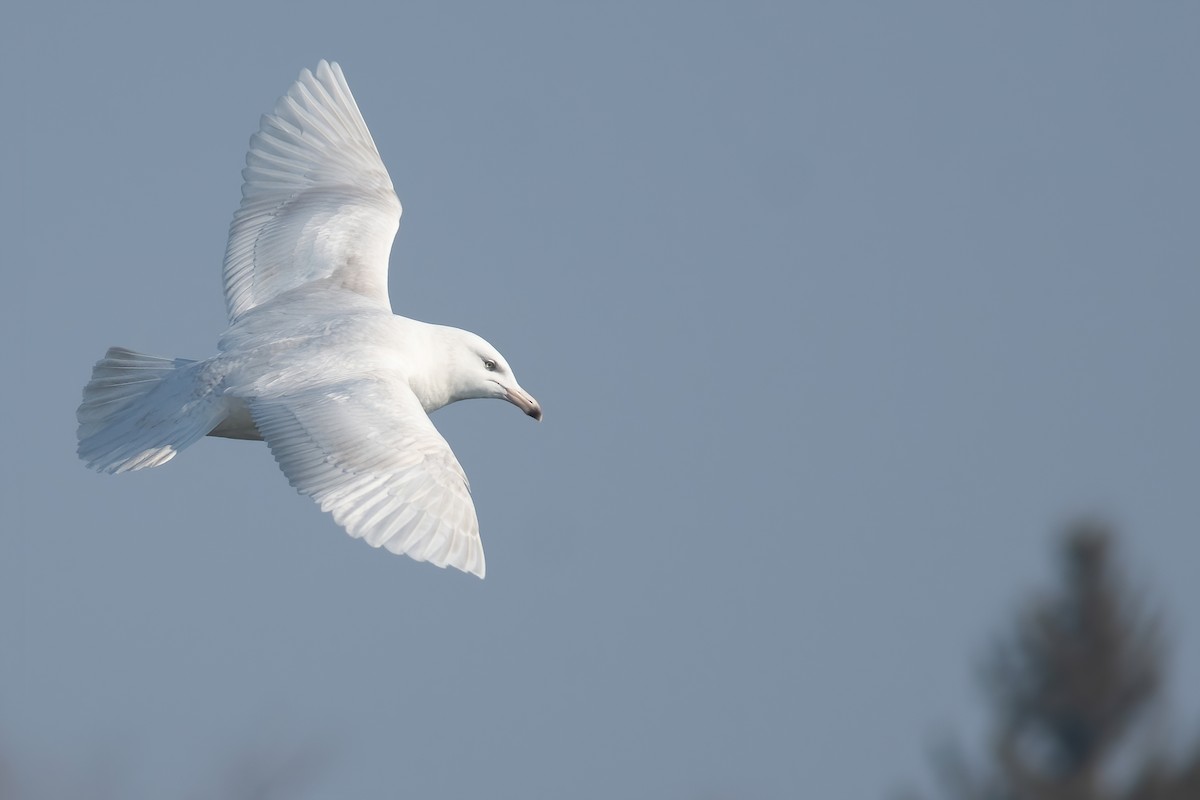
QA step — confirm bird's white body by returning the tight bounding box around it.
[77,61,540,578]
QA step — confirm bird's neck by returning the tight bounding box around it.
[392,317,466,413]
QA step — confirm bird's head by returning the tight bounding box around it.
[443,328,542,421]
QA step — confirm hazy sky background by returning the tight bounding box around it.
[3,2,1199,798]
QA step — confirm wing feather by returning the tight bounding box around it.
[248,378,486,578]
[222,60,401,322]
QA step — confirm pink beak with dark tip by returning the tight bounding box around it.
[505,386,542,421]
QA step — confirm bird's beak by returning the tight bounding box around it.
[504,385,542,421]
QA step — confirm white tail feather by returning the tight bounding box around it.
[77,347,225,474]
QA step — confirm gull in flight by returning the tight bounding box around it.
[77,61,541,578]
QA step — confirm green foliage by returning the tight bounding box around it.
[906,523,1200,800]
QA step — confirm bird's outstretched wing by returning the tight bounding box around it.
[223,60,401,322]
[249,377,486,578]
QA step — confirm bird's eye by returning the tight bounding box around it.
[483,359,497,371]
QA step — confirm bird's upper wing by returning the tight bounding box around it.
[222,60,401,322]
[248,377,485,578]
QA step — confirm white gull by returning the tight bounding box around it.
[76,60,541,578]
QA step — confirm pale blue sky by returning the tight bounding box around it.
[3,2,1200,798]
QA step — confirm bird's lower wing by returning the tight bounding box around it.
[248,378,485,577]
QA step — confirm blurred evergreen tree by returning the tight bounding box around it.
[901,522,1200,800]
